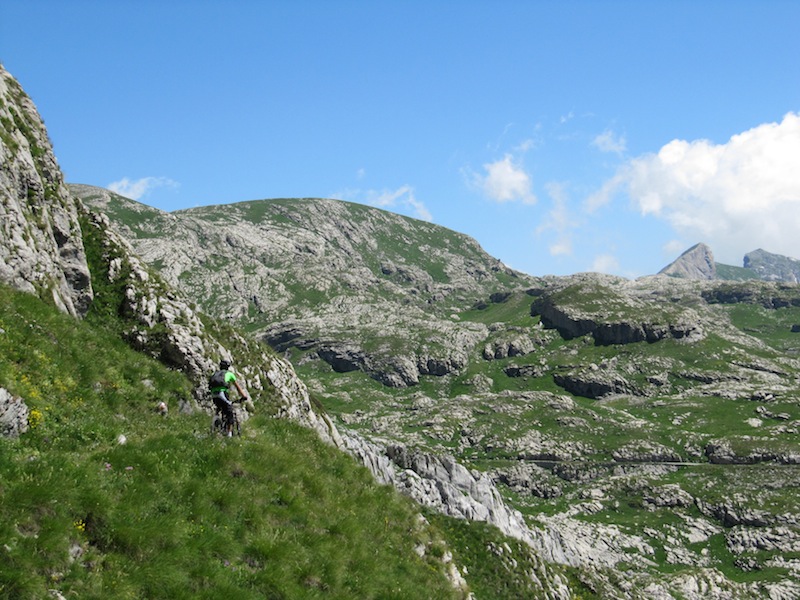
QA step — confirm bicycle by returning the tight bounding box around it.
[210,400,241,437]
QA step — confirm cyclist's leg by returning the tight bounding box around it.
[220,393,234,436]
[211,393,229,434]
[232,408,241,436]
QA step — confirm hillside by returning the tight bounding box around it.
[83,177,800,596]
[0,284,463,599]
[75,185,533,387]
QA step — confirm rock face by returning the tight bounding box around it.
[531,273,705,348]
[658,242,717,280]
[340,430,573,599]
[744,248,800,283]
[0,65,93,317]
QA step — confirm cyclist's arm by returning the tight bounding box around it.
[233,379,248,401]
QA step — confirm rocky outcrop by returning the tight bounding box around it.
[264,311,484,387]
[530,275,705,347]
[701,281,800,308]
[533,295,703,345]
[553,369,636,399]
[704,439,800,465]
[659,243,717,280]
[612,441,682,464]
[0,387,29,437]
[340,430,575,599]
[0,65,92,317]
[482,330,537,360]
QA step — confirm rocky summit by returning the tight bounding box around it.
[745,248,800,283]
[659,242,718,280]
[659,243,800,284]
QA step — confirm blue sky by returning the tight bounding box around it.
[2,0,799,277]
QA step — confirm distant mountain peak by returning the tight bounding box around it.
[743,248,800,283]
[658,243,716,280]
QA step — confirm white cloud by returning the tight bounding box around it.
[537,182,574,256]
[336,184,433,222]
[108,176,178,201]
[593,112,800,263]
[473,154,537,204]
[663,239,688,257]
[590,254,620,274]
[549,238,572,256]
[592,129,627,154]
[515,138,536,153]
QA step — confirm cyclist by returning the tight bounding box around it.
[209,359,249,436]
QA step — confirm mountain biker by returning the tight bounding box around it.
[209,359,249,437]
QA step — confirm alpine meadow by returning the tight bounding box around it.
[3,62,800,600]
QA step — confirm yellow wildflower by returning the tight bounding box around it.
[28,409,43,429]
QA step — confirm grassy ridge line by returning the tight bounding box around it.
[0,284,460,599]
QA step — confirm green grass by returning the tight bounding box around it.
[0,284,461,599]
[715,263,760,281]
[727,303,800,353]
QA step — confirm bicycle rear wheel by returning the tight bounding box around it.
[211,412,224,435]
[232,413,241,436]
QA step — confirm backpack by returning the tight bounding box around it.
[209,369,228,391]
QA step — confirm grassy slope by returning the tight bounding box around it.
[715,263,760,281]
[0,284,464,600]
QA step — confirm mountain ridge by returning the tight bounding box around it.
[74,184,535,388]
[660,242,799,282]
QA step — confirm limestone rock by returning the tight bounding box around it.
[0,66,93,317]
[531,274,704,346]
[0,387,29,437]
[553,368,637,399]
[659,243,717,280]
[744,248,800,283]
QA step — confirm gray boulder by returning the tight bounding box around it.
[0,387,29,437]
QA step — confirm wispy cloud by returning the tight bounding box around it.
[662,239,687,257]
[589,112,800,262]
[108,176,179,201]
[336,185,433,222]
[592,129,627,154]
[537,182,575,256]
[471,154,537,204]
[590,253,620,274]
